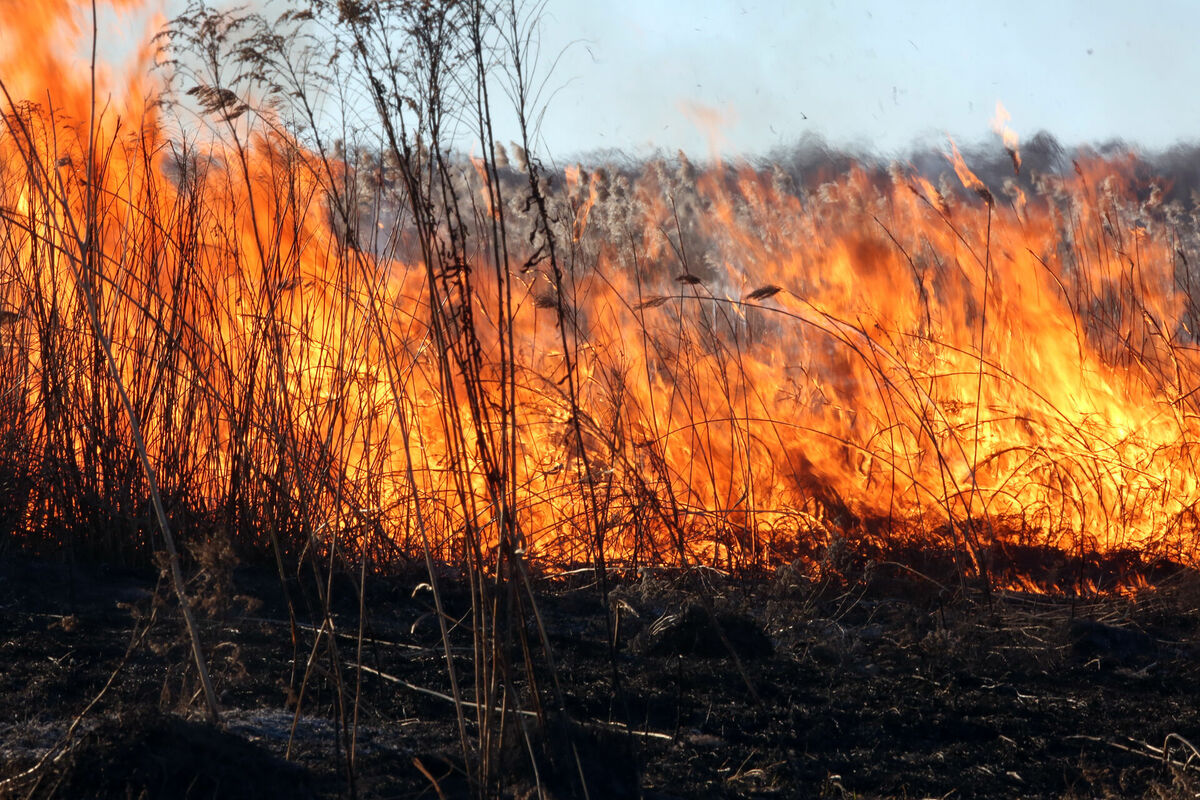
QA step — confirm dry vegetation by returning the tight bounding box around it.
[4,1,1200,797]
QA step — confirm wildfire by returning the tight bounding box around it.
[1,0,1197,590]
[992,101,1022,174]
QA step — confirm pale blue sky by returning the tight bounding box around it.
[83,1,1200,160]
[521,0,1200,159]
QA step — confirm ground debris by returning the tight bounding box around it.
[4,557,1200,798]
[635,603,774,659]
[16,712,317,800]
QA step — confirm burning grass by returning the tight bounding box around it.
[1,45,1199,582]
[4,0,1200,795]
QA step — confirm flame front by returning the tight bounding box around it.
[2,1,1198,584]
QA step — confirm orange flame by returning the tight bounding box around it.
[992,101,1022,174]
[1,1,1196,592]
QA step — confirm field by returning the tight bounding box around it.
[4,1,1200,797]
[6,556,1200,799]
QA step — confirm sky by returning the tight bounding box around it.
[81,0,1200,162]
[518,0,1200,160]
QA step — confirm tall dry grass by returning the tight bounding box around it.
[4,0,1200,795]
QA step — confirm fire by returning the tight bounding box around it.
[992,101,1021,174]
[1,1,1197,589]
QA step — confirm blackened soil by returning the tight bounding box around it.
[4,555,1200,799]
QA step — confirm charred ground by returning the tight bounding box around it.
[3,552,1200,799]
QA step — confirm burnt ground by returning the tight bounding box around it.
[3,554,1200,799]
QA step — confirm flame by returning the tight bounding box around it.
[991,101,1022,174]
[946,137,992,204]
[1,1,1197,592]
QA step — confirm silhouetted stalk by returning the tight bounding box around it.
[0,57,221,722]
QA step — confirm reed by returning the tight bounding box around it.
[3,1,1200,795]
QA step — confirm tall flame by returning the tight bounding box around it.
[992,101,1022,174]
[2,1,1198,585]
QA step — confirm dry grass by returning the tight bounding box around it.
[3,1,1200,796]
